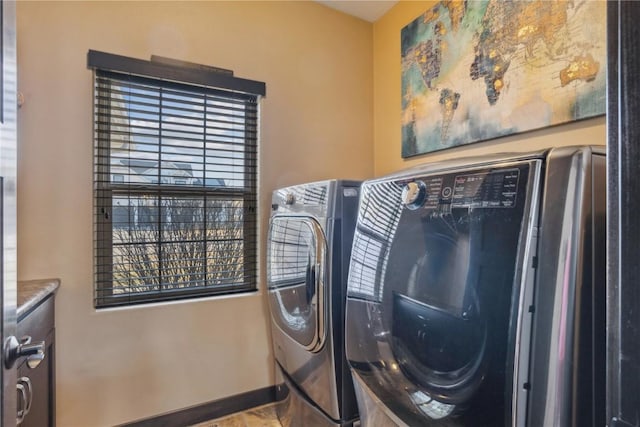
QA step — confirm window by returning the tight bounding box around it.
[89,51,265,308]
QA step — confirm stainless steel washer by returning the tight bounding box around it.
[345,147,606,426]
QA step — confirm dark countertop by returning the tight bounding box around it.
[17,278,60,319]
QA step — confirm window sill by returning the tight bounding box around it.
[94,288,260,313]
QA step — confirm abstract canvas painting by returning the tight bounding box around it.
[401,0,606,157]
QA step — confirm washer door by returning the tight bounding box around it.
[267,216,327,352]
[392,292,486,408]
[387,222,488,408]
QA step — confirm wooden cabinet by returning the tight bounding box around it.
[17,295,55,427]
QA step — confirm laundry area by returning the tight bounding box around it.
[6,1,639,427]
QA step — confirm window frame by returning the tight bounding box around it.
[89,51,264,308]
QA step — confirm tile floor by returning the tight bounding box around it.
[190,403,282,427]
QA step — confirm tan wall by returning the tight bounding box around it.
[373,1,606,176]
[16,2,373,426]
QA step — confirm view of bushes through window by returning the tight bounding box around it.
[110,196,245,294]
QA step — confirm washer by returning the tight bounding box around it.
[268,180,361,426]
[345,147,606,426]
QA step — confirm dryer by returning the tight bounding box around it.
[268,180,361,426]
[345,147,606,426]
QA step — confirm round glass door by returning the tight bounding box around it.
[386,217,488,406]
[267,216,326,351]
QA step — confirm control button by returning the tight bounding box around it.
[442,186,452,198]
[343,188,358,198]
[285,193,296,205]
[402,181,427,210]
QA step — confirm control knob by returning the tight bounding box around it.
[402,181,427,210]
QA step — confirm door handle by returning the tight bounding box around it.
[3,335,45,369]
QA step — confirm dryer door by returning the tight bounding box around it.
[268,216,327,352]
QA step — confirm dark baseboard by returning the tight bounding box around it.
[121,385,276,427]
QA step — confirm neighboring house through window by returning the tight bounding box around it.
[88,51,265,307]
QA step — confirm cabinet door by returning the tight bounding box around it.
[17,329,54,427]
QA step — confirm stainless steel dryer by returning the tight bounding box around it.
[268,180,361,426]
[345,147,606,426]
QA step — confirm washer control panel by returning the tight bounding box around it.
[398,167,521,211]
[452,169,520,208]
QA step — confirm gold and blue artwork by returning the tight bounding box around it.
[401,0,606,158]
